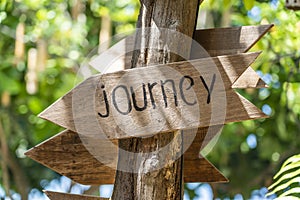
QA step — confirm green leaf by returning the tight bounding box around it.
[274,160,300,180]
[224,0,231,9]
[268,168,300,190]
[0,0,7,11]
[243,0,254,10]
[0,72,20,95]
[28,97,43,114]
[275,196,300,200]
[267,177,300,196]
[281,155,300,168]
[278,187,300,198]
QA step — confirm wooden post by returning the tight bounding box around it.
[112,0,200,199]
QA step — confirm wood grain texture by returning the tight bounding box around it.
[232,66,267,88]
[191,24,274,57]
[89,25,272,88]
[25,126,227,185]
[183,126,228,183]
[25,130,116,185]
[93,54,266,89]
[44,191,108,200]
[192,24,272,89]
[113,1,199,198]
[39,52,267,140]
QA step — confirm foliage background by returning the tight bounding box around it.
[0,0,299,199]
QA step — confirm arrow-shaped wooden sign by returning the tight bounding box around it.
[44,191,108,200]
[91,25,272,88]
[38,52,266,140]
[26,25,272,191]
[193,24,272,88]
[192,24,273,57]
[26,126,227,185]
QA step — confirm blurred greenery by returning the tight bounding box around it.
[0,0,299,199]
[202,0,300,199]
[0,0,138,199]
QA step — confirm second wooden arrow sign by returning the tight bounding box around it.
[26,126,227,185]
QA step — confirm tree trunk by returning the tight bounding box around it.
[0,116,30,200]
[112,0,200,199]
[98,14,111,53]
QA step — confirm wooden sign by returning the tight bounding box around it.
[26,24,272,197]
[38,52,266,140]
[192,24,273,57]
[44,191,108,200]
[25,126,227,185]
[90,25,272,88]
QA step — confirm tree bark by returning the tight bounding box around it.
[98,14,112,53]
[0,120,12,198]
[112,0,200,199]
[0,116,30,200]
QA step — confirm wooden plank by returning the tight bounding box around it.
[91,25,273,64]
[95,53,266,89]
[25,130,116,185]
[192,24,272,89]
[183,126,228,183]
[232,66,268,88]
[192,24,274,57]
[184,158,227,183]
[25,127,227,185]
[89,25,272,88]
[38,52,267,140]
[44,191,108,200]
